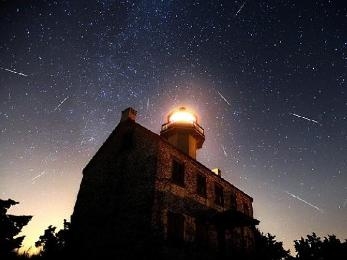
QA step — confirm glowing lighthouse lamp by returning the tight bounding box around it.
[160,107,205,159]
[168,108,197,123]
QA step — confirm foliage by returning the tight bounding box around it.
[0,198,32,259]
[2,198,347,260]
[294,232,347,260]
[35,220,70,259]
[253,229,292,260]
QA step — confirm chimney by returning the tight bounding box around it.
[212,168,221,177]
[120,107,137,122]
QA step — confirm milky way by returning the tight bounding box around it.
[0,0,346,254]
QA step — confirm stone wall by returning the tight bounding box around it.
[155,139,254,214]
[71,120,160,258]
[153,139,256,252]
[71,118,257,258]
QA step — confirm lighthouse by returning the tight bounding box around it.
[160,107,205,159]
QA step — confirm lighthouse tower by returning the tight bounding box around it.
[160,107,205,159]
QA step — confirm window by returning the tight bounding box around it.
[171,159,185,186]
[214,183,224,206]
[243,202,250,216]
[195,218,208,246]
[230,192,237,210]
[167,211,184,244]
[196,173,207,197]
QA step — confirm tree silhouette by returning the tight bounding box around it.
[35,219,70,259]
[253,229,292,260]
[294,232,347,260]
[0,199,32,259]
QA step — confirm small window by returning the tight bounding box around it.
[196,173,207,197]
[167,211,184,245]
[230,192,237,210]
[195,218,208,246]
[172,159,185,186]
[243,202,250,216]
[214,183,224,206]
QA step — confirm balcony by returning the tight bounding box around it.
[161,121,204,136]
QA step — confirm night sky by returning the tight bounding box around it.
[1,0,346,254]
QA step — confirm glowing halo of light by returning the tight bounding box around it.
[168,107,197,123]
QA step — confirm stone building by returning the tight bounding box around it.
[71,107,259,259]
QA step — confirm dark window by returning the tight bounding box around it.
[214,184,224,206]
[167,211,184,245]
[172,159,185,186]
[195,218,208,246]
[230,193,237,210]
[196,173,207,197]
[243,202,249,216]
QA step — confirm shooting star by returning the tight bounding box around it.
[32,171,46,182]
[217,91,231,106]
[290,113,320,124]
[0,66,28,77]
[146,98,150,111]
[235,0,247,16]
[285,191,323,213]
[343,199,347,208]
[53,96,69,112]
[81,136,96,145]
[221,145,228,157]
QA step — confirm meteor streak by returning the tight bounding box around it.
[235,1,247,16]
[217,91,231,106]
[290,113,320,124]
[285,191,323,213]
[53,96,70,112]
[0,66,28,77]
[32,171,46,182]
[221,145,228,157]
